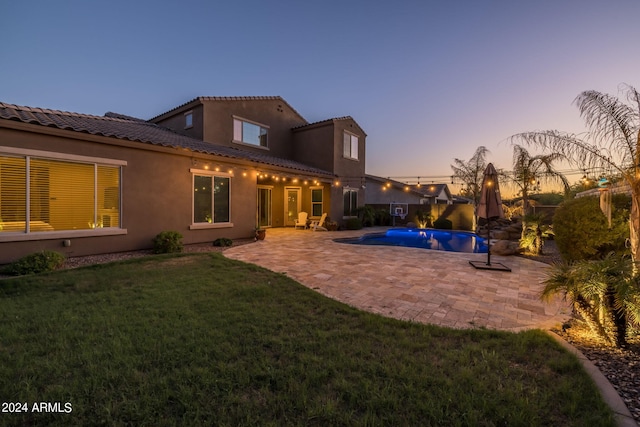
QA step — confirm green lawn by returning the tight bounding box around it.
[0,253,615,426]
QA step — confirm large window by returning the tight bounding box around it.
[343,188,358,217]
[311,187,323,217]
[0,153,122,233]
[343,132,359,160]
[233,117,268,147]
[192,171,231,226]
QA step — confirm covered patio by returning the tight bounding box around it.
[224,227,571,331]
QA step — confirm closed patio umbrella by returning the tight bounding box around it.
[469,163,511,272]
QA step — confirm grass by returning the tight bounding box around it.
[0,253,615,426]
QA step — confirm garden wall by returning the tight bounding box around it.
[367,203,474,231]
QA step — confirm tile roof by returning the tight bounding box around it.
[149,96,307,123]
[293,116,367,136]
[0,102,334,177]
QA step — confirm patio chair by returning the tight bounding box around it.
[310,213,328,231]
[294,212,308,229]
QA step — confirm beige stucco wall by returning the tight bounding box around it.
[0,124,258,264]
[155,98,308,159]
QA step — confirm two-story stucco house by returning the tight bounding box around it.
[0,96,366,263]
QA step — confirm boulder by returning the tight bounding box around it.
[491,230,510,240]
[505,224,522,234]
[490,239,520,256]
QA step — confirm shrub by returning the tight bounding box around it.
[5,250,66,276]
[354,206,376,227]
[433,217,453,230]
[553,194,629,262]
[213,237,233,247]
[345,217,363,230]
[152,231,183,254]
[374,209,391,226]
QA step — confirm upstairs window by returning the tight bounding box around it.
[233,117,268,147]
[343,132,359,160]
[184,111,193,129]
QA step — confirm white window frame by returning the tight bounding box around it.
[0,146,127,242]
[343,131,359,160]
[184,111,193,129]
[232,116,269,148]
[189,168,233,229]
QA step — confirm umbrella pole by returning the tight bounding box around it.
[486,218,491,266]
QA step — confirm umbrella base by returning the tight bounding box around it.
[468,260,512,272]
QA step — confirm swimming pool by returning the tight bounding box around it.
[337,228,488,253]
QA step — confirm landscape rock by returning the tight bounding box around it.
[490,239,520,255]
[491,230,510,240]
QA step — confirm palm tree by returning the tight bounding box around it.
[510,145,570,217]
[511,84,640,266]
[509,145,569,239]
[450,146,489,230]
[542,253,640,348]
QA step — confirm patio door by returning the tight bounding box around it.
[257,186,272,228]
[285,187,302,227]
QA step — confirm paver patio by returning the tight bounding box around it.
[224,227,572,331]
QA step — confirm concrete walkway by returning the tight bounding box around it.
[225,227,572,332]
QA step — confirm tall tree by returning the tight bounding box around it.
[510,144,569,219]
[450,146,489,230]
[511,84,640,265]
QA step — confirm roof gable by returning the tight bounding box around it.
[149,96,308,123]
[293,116,367,136]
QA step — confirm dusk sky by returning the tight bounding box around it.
[2,0,639,195]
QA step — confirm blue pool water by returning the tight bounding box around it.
[338,228,488,253]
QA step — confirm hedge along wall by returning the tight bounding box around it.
[367,203,474,231]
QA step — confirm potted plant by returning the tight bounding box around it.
[255,227,266,241]
[325,218,338,231]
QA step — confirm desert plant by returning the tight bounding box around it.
[451,146,490,230]
[520,213,553,255]
[152,231,183,254]
[508,145,569,222]
[511,84,640,268]
[4,250,66,276]
[345,217,363,230]
[542,253,640,347]
[553,195,629,262]
[414,209,433,228]
[213,238,233,247]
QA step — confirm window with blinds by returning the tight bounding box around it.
[0,155,121,233]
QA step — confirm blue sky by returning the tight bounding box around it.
[2,0,639,194]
